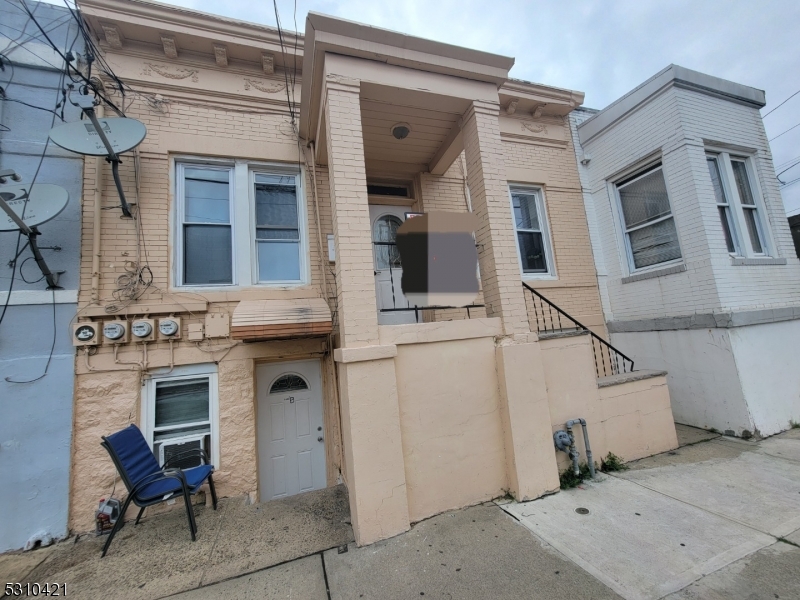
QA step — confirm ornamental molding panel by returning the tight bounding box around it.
[243,78,286,93]
[521,121,548,134]
[142,63,199,82]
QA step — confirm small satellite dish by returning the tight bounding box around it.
[0,184,70,232]
[48,117,147,156]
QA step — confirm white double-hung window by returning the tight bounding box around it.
[706,152,770,256]
[509,185,555,276]
[615,164,682,271]
[175,160,307,288]
[141,366,219,469]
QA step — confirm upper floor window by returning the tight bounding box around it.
[509,185,554,277]
[706,152,769,256]
[175,160,307,288]
[615,164,682,271]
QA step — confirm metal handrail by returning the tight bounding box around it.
[522,282,634,378]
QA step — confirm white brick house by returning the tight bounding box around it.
[571,65,800,437]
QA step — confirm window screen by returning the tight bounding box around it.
[617,166,681,269]
[255,173,301,281]
[181,167,233,285]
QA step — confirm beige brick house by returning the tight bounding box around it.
[70,0,678,545]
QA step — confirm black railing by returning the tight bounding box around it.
[374,241,484,320]
[522,282,634,378]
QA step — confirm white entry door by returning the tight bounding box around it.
[369,205,420,325]
[256,360,326,502]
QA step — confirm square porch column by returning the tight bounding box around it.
[461,100,530,337]
[324,74,410,545]
[462,99,561,499]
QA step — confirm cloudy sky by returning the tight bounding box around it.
[143,0,800,215]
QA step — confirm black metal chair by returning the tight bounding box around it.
[99,424,217,557]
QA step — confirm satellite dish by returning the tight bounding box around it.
[48,117,147,156]
[0,184,69,232]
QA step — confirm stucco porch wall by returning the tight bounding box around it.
[385,321,508,523]
[539,332,677,473]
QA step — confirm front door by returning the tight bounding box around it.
[369,205,420,325]
[256,360,326,502]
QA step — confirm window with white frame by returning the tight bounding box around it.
[706,152,769,256]
[509,185,554,275]
[615,164,682,271]
[142,368,219,469]
[176,160,306,287]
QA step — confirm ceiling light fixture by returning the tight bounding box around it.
[391,122,411,140]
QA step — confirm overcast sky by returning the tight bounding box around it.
[152,0,800,215]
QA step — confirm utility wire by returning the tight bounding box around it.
[763,87,800,118]
[769,120,800,143]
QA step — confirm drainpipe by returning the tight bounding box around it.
[566,418,595,478]
[90,102,104,303]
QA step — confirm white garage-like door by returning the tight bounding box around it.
[256,360,326,502]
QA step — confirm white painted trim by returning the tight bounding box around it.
[507,184,557,279]
[0,289,77,306]
[141,364,220,469]
[172,157,309,291]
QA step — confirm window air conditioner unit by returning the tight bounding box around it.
[158,434,209,469]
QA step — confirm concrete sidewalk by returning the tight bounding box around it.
[3,426,799,599]
[501,425,800,600]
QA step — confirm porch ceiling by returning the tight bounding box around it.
[360,98,462,175]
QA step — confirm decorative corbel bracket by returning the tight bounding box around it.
[262,52,275,75]
[213,44,228,67]
[160,34,178,59]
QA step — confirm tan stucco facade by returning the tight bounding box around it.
[69,0,678,544]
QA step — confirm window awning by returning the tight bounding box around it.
[231,298,332,341]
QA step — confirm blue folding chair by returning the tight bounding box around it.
[99,424,217,557]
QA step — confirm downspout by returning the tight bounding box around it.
[90,102,104,303]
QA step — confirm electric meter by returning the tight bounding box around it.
[131,320,153,338]
[158,318,179,337]
[103,322,126,341]
[74,324,97,344]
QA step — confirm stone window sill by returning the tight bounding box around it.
[730,257,787,266]
[621,263,687,284]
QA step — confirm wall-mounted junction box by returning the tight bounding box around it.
[205,313,230,338]
[187,323,204,341]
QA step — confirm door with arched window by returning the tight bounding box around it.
[256,360,325,501]
[369,205,419,325]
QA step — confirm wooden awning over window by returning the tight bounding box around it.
[231,298,332,341]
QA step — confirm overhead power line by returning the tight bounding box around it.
[763,87,800,118]
[769,120,800,142]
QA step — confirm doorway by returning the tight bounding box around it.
[256,360,326,502]
[369,205,421,325]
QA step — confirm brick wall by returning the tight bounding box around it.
[578,85,800,322]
